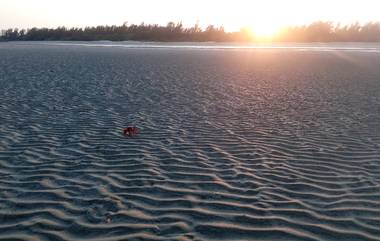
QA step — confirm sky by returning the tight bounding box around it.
[1,0,380,34]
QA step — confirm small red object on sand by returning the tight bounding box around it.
[123,127,139,137]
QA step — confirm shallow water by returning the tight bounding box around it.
[11,41,380,52]
[1,42,380,240]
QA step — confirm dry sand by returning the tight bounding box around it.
[0,42,380,240]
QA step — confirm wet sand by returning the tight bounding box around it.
[1,42,380,240]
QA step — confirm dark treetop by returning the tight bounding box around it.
[2,21,380,42]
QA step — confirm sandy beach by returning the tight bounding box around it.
[1,42,380,240]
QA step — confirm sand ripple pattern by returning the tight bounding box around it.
[1,43,380,240]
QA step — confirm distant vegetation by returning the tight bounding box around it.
[1,21,380,42]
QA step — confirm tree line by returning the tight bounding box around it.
[1,21,380,42]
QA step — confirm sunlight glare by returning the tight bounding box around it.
[250,22,280,38]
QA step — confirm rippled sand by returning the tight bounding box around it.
[1,43,380,240]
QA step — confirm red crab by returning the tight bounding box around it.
[123,127,139,137]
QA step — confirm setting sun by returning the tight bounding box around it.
[249,22,280,38]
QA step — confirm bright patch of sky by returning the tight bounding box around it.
[1,0,379,31]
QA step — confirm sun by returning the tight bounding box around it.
[249,21,280,39]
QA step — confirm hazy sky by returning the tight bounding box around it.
[1,0,380,32]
